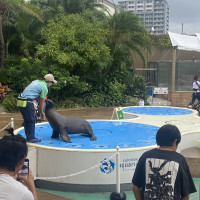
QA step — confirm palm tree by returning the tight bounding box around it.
[30,0,107,20]
[6,12,43,57]
[61,0,107,14]
[0,0,43,69]
[108,11,151,70]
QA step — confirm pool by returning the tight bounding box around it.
[17,121,159,149]
[122,106,193,115]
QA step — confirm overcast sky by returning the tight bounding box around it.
[167,0,200,34]
[114,0,200,34]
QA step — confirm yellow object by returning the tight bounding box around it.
[17,99,27,107]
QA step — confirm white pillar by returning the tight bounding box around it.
[116,146,120,193]
[11,118,14,130]
[171,47,177,92]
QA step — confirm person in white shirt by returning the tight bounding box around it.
[188,75,200,108]
[0,135,38,200]
[138,96,144,106]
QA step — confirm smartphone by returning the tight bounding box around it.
[19,158,29,175]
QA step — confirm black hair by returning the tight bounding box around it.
[156,124,181,147]
[194,75,199,81]
[0,135,28,171]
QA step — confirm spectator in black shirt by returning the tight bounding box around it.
[132,124,196,200]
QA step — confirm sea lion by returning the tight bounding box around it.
[45,99,97,143]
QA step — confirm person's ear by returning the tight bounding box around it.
[172,139,178,150]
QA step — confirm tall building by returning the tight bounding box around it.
[118,0,169,35]
[97,0,122,15]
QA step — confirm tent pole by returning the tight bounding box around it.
[171,47,177,92]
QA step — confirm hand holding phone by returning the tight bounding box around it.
[19,158,29,175]
[17,158,29,182]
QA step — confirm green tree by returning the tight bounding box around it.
[108,11,151,70]
[37,11,111,83]
[8,12,43,57]
[30,0,107,21]
[61,0,107,15]
[0,0,43,69]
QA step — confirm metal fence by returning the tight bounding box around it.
[134,61,200,91]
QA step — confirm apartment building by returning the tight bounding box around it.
[118,0,169,35]
[97,0,122,15]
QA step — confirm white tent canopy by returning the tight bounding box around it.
[168,32,200,52]
[167,32,200,92]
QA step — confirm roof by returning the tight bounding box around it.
[168,32,200,52]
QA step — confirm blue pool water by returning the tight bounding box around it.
[122,106,193,115]
[17,121,159,149]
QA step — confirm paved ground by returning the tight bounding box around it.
[37,189,72,200]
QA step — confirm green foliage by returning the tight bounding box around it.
[2,57,45,93]
[1,4,151,108]
[151,34,172,48]
[84,92,107,107]
[1,93,18,112]
[108,11,151,68]
[122,96,140,106]
[125,74,146,97]
[106,80,125,105]
[0,0,44,69]
[45,65,91,102]
[5,12,44,57]
[56,97,87,109]
[84,80,126,107]
[37,11,111,81]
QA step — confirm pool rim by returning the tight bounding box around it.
[14,120,158,152]
[122,105,196,116]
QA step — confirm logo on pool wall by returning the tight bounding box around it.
[100,158,115,174]
[120,158,138,171]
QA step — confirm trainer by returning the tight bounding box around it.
[17,74,57,143]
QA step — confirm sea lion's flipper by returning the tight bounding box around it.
[60,134,72,143]
[51,130,59,138]
[90,135,97,141]
[85,125,97,141]
[60,128,72,143]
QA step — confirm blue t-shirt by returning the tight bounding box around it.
[20,80,48,99]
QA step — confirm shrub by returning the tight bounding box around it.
[56,97,87,109]
[125,74,147,98]
[1,94,18,112]
[2,57,45,94]
[84,93,107,107]
[122,96,140,106]
[106,80,125,106]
